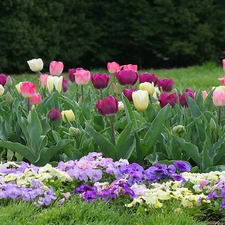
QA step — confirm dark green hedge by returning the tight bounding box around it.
[0,0,225,73]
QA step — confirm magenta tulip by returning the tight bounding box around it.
[96,96,118,116]
[0,74,7,86]
[68,67,83,83]
[115,70,138,86]
[123,88,137,101]
[139,73,158,85]
[179,88,195,108]
[158,92,177,108]
[91,73,110,89]
[62,78,68,92]
[157,78,174,92]
[48,107,61,121]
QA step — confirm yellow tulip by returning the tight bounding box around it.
[132,90,149,111]
[27,58,44,72]
[47,76,63,93]
[15,82,22,95]
[61,110,75,122]
[0,84,4,96]
[139,82,155,95]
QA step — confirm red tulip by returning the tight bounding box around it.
[115,70,138,86]
[0,74,7,86]
[91,73,110,89]
[158,93,177,108]
[123,88,137,101]
[20,81,37,99]
[139,73,158,85]
[48,107,61,121]
[29,93,42,105]
[96,96,118,116]
[157,78,174,92]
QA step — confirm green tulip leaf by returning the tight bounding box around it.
[134,131,143,166]
[145,152,168,165]
[185,94,201,118]
[142,104,171,156]
[205,165,225,172]
[85,123,117,159]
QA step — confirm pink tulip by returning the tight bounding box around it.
[218,76,225,85]
[107,62,121,73]
[222,59,225,72]
[29,93,42,105]
[202,90,208,101]
[96,96,118,116]
[49,61,64,76]
[122,64,138,72]
[39,74,49,88]
[213,91,225,106]
[158,93,177,108]
[20,82,37,99]
[74,69,91,85]
[68,67,83,83]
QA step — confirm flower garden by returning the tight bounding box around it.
[1,59,225,223]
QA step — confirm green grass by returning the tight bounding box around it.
[0,196,211,225]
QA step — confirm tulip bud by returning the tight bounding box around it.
[172,125,186,137]
[48,107,61,121]
[118,101,124,110]
[69,127,80,137]
[210,118,217,131]
[5,91,13,103]
[27,111,31,123]
[61,110,76,122]
[5,76,13,87]
[0,84,4,96]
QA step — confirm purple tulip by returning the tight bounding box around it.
[157,78,174,92]
[139,73,158,85]
[62,78,68,92]
[173,161,191,172]
[96,96,118,116]
[115,70,138,86]
[0,74,7,86]
[123,88,137,101]
[68,67,83,83]
[48,107,61,121]
[179,88,195,108]
[91,73,110,89]
[158,92,177,108]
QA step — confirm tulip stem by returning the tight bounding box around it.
[27,99,30,112]
[100,89,103,99]
[218,106,222,126]
[109,116,115,146]
[140,111,143,127]
[81,85,84,103]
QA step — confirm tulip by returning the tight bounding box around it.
[29,93,42,105]
[49,61,64,76]
[39,74,49,88]
[157,78,174,92]
[91,73,110,89]
[213,90,225,106]
[27,58,44,72]
[5,76,13,87]
[47,76,63,93]
[115,70,138,86]
[74,69,91,85]
[96,96,118,116]
[123,88,137,101]
[0,74,7,86]
[179,88,195,108]
[68,67,83,83]
[118,101,124,110]
[122,64,138,72]
[62,78,68,92]
[0,84,4,96]
[222,59,225,72]
[132,90,149,111]
[61,110,76,122]
[48,107,61,121]
[5,91,13,103]
[202,90,208,101]
[218,76,225,85]
[139,73,158,85]
[158,93,177,108]
[139,82,155,95]
[107,62,121,73]
[20,81,37,99]
[15,82,22,95]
